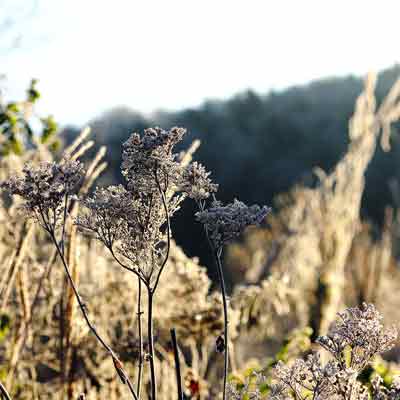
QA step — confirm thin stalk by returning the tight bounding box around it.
[170,329,183,400]
[49,232,138,400]
[214,248,229,400]
[0,381,12,400]
[147,288,157,400]
[152,169,171,293]
[136,277,143,399]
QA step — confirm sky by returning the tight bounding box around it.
[1,0,400,125]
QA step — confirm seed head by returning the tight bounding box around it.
[180,161,218,201]
[1,158,84,229]
[196,199,271,248]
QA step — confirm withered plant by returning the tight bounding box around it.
[1,72,400,400]
[1,126,269,399]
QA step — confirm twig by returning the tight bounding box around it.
[136,277,143,399]
[0,381,12,400]
[152,168,171,293]
[5,249,57,387]
[170,329,183,400]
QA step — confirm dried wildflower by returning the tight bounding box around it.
[76,184,184,282]
[1,158,84,230]
[196,199,271,249]
[267,382,290,400]
[121,126,186,193]
[273,355,365,399]
[78,127,191,286]
[317,303,398,371]
[272,304,399,400]
[75,185,135,248]
[180,161,218,201]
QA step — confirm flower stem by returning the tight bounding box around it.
[147,288,157,400]
[136,277,143,399]
[214,248,229,400]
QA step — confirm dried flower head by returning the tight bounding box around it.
[121,126,186,192]
[180,161,218,201]
[75,185,135,248]
[271,304,399,400]
[77,188,185,283]
[77,127,192,284]
[317,303,398,371]
[1,158,84,230]
[196,199,271,248]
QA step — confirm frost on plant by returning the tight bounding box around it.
[269,303,399,400]
[316,303,398,371]
[180,161,219,202]
[196,199,271,249]
[1,158,84,230]
[121,126,186,193]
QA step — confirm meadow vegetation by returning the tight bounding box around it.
[0,73,400,399]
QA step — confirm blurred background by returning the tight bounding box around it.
[2,0,400,280]
[3,2,400,398]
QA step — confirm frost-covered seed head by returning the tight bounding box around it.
[180,161,218,201]
[1,158,84,229]
[196,199,271,248]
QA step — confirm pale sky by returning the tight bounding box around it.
[1,0,400,125]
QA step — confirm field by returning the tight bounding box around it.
[1,73,400,399]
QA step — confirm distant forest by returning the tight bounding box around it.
[62,65,400,272]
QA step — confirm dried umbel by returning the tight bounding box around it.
[75,185,134,248]
[121,126,186,193]
[76,127,216,400]
[194,198,270,400]
[317,303,398,371]
[180,161,218,202]
[1,158,84,230]
[196,199,271,249]
[76,184,184,283]
[269,304,399,400]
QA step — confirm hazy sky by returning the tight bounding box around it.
[1,0,400,125]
